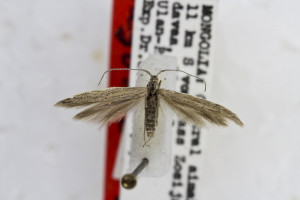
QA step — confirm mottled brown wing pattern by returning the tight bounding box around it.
[158,89,243,127]
[55,87,147,124]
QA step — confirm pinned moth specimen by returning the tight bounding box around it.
[55,68,243,144]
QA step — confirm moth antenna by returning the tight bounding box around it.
[157,69,207,91]
[98,68,153,85]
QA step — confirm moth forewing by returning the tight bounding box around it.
[158,88,243,127]
[55,87,148,125]
[159,95,207,127]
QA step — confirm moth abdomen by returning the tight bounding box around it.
[145,94,159,138]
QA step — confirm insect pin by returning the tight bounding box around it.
[55,68,243,146]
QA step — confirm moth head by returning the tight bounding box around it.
[148,75,159,93]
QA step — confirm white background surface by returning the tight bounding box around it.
[0,0,112,200]
[1,0,300,200]
[204,1,300,200]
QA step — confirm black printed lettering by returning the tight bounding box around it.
[186,4,199,19]
[184,30,196,47]
[154,46,172,54]
[139,35,152,52]
[139,0,154,25]
[186,165,199,199]
[180,75,190,94]
[170,21,179,45]
[183,57,194,66]
[197,5,213,77]
[157,1,168,16]
[155,19,164,43]
[172,2,183,18]
[202,5,213,22]
[176,121,186,145]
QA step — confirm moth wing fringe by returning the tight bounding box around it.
[55,87,147,108]
[55,87,147,125]
[159,89,243,127]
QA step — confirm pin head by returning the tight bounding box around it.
[121,174,137,189]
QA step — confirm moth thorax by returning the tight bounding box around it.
[147,76,159,92]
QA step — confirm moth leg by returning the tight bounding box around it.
[143,126,146,143]
[155,81,160,125]
[157,80,161,89]
[143,136,153,147]
[144,98,147,142]
[155,95,159,125]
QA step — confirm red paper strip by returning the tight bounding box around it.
[104,0,134,200]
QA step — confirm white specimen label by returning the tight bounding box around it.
[120,0,219,199]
